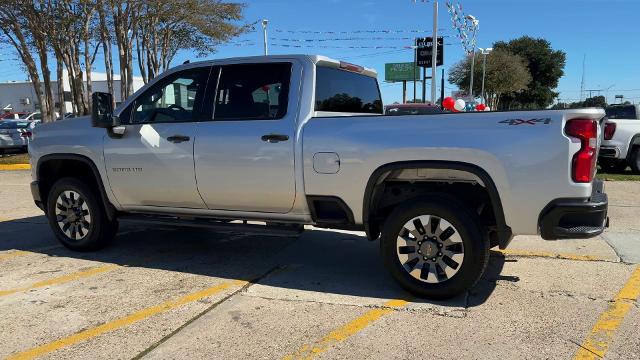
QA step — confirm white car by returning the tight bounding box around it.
[599,104,640,173]
[0,119,40,154]
[20,112,60,121]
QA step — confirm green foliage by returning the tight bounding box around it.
[494,36,566,110]
[447,49,531,109]
[551,96,607,110]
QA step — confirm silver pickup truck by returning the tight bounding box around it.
[29,55,609,299]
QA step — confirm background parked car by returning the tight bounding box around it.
[599,104,640,173]
[0,119,40,154]
[19,112,60,121]
[0,112,29,120]
[385,103,443,116]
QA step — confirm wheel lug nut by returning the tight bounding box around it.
[438,252,442,257]
[438,243,443,248]
[418,250,422,254]
[423,257,427,260]
[431,258,436,262]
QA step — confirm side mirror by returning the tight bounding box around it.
[91,92,118,128]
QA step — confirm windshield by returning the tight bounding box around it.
[605,106,637,120]
[0,121,30,129]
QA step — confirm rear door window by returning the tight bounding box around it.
[315,67,383,115]
[213,63,291,120]
[605,106,638,120]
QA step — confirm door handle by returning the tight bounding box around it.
[166,134,190,143]
[261,134,289,143]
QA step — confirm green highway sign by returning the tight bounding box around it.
[385,62,419,82]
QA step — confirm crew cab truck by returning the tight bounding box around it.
[599,104,640,173]
[29,55,609,299]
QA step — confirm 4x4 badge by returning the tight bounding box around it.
[499,118,552,126]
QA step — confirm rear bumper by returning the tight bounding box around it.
[598,146,620,159]
[30,180,44,211]
[539,180,609,240]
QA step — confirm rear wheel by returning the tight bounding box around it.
[46,177,118,251]
[599,159,627,173]
[380,196,489,299]
[630,147,640,174]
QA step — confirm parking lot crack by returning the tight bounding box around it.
[566,337,603,358]
[131,265,284,360]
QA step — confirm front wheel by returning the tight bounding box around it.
[46,177,118,251]
[380,196,489,299]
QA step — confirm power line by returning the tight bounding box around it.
[269,36,450,42]
[272,28,448,35]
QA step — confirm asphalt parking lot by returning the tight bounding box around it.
[1,170,639,360]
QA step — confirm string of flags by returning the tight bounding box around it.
[271,43,418,49]
[446,1,478,55]
[272,29,446,35]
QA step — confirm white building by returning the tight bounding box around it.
[0,70,144,115]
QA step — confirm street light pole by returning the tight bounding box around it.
[261,19,269,56]
[430,0,438,103]
[465,15,479,100]
[479,48,492,104]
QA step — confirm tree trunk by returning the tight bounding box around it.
[97,0,114,100]
[0,23,44,120]
[56,59,65,116]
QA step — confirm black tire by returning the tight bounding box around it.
[46,177,118,251]
[380,195,489,299]
[599,159,627,173]
[630,147,640,174]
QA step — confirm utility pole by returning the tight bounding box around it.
[430,1,438,103]
[479,48,492,104]
[580,54,586,101]
[261,19,269,56]
[413,39,417,103]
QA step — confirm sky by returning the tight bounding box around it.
[1,0,639,106]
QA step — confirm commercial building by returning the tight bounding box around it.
[0,71,144,116]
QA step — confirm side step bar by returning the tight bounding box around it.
[118,213,305,237]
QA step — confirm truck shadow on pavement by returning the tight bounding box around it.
[0,216,510,308]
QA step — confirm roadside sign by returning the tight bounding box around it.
[416,37,444,68]
[385,62,419,82]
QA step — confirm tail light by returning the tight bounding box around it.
[565,119,598,183]
[339,61,364,73]
[21,131,32,138]
[603,123,616,140]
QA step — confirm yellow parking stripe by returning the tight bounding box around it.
[574,265,640,359]
[0,250,29,261]
[7,280,247,360]
[494,249,608,262]
[0,264,119,297]
[282,299,409,360]
[0,164,31,170]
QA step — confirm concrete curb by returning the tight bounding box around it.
[0,164,31,170]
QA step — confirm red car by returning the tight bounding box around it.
[0,112,29,120]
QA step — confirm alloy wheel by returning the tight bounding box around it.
[396,215,465,284]
[54,190,92,241]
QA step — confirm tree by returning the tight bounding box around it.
[583,95,607,108]
[0,0,56,122]
[551,96,607,110]
[494,36,566,110]
[135,0,246,83]
[448,49,531,110]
